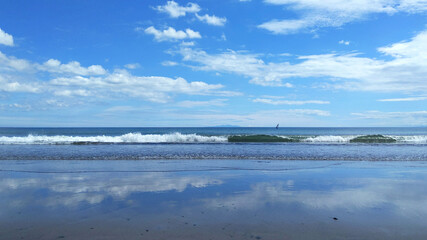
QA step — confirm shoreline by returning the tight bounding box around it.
[1,160,427,239]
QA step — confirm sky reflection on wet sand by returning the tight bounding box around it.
[1,160,427,240]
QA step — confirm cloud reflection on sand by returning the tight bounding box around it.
[0,173,223,207]
[202,178,427,217]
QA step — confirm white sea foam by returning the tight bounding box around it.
[0,133,426,144]
[391,135,427,143]
[0,132,228,144]
[302,135,356,143]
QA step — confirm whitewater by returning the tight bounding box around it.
[0,132,426,144]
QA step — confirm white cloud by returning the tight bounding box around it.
[0,51,237,103]
[0,51,32,71]
[203,178,427,217]
[155,0,201,18]
[53,89,91,97]
[352,110,427,119]
[173,109,330,127]
[196,13,227,26]
[161,61,178,66]
[0,173,222,207]
[144,26,201,42]
[124,63,140,69]
[378,96,427,102]
[177,99,228,108]
[253,98,330,105]
[339,40,350,45]
[180,41,195,46]
[0,75,39,93]
[178,30,427,93]
[0,28,14,46]
[178,47,294,87]
[351,110,427,126]
[49,69,229,103]
[39,59,107,75]
[259,0,427,34]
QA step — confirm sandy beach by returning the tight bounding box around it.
[1,160,427,239]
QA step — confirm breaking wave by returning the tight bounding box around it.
[0,133,228,145]
[0,133,426,145]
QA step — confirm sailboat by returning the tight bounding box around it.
[276,124,279,129]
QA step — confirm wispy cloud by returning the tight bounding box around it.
[253,98,330,105]
[351,110,427,126]
[161,61,178,66]
[124,63,141,69]
[339,40,350,45]
[352,110,427,119]
[259,0,427,34]
[378,96,427,102]
[170,109,330,127]
[177,99,228,108]
[177,30,427,93]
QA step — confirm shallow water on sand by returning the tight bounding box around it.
[1,160,427,240]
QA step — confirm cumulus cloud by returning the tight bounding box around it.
[196,13,227,26]
[0,75,39,93]
[0,51,32,71]
[144,26,201,42]
[0,28,14,46]
[178,30,427,93]
[154,0,201,18]
[39,59,107,75]
[49,70,227,103]
[0,51,237,103]
[259,0,427,34]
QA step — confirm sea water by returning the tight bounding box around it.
[1,127,427,239]
[0,127,426,160]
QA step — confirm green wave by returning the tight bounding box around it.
[349,135,396,143]
[228,135,298,142]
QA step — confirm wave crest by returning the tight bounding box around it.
[0,133,228,144]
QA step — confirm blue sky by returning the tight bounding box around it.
[1,0,427,127]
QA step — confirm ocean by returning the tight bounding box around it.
[2,127,427,239]
[0,127,426,160]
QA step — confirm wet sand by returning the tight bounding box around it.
[1,160,427,239]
